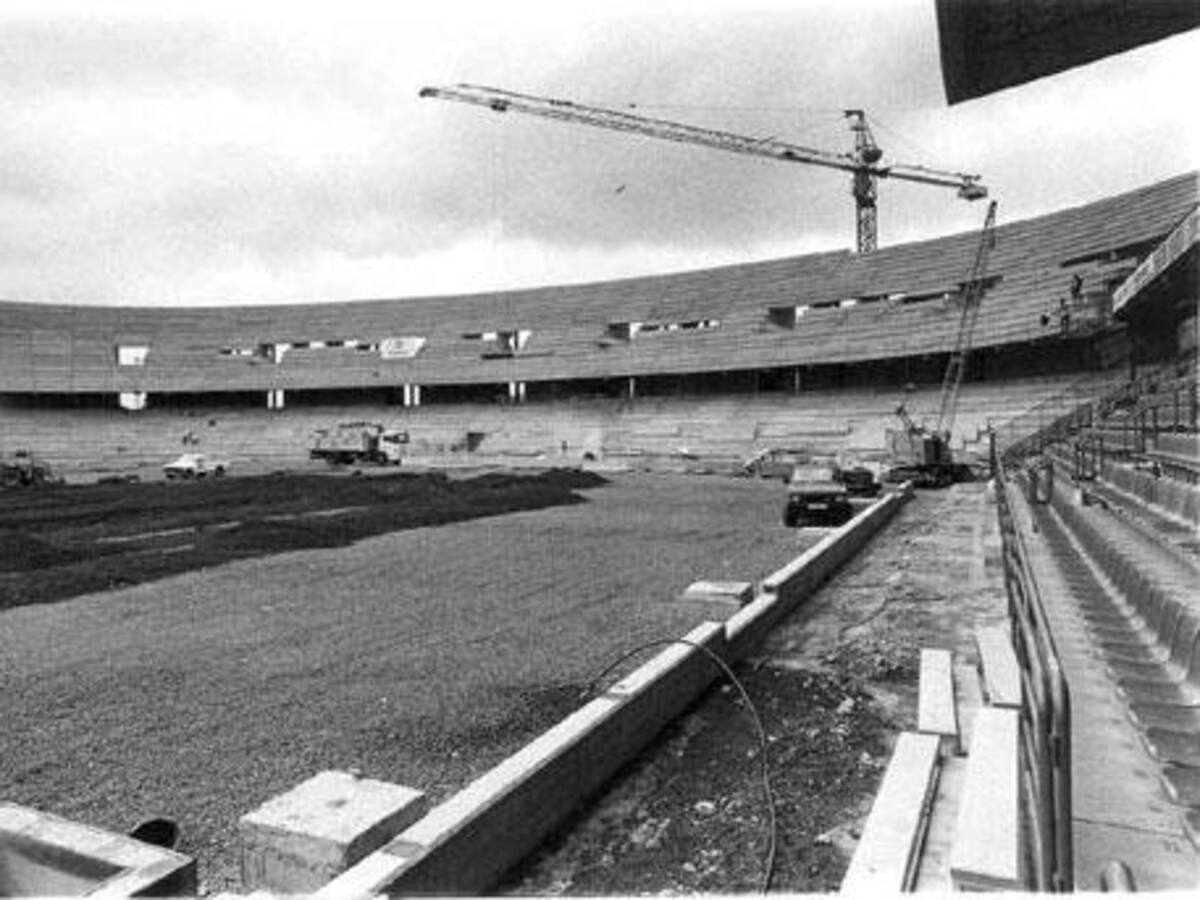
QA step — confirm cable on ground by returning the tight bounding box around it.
[580,637,778,894]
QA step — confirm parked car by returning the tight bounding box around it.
[837,464,882,498]
[783,463,853,527]
[162,453,228,480]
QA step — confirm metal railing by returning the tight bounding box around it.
[992,373,1131,466]
[992,434,1074,891]
[1068,369,1198,480]
[994,364,1198,472]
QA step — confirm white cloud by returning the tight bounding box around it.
[0,1,1194,306]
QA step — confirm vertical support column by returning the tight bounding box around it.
[402,384,423,408]
[792,366,802,396]
[507,381,526,403]
[267,389,285,410]
[626,376,636,402]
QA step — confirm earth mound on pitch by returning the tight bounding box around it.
[0,468,607,610]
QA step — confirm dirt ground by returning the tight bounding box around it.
[0,468,609,610]
[0,473,1004,894]
[505,481,1007,894]
[0,471,816,894]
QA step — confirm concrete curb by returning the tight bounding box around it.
[317,621,726,897]
[318,485,912,897]
[727,485,913,659]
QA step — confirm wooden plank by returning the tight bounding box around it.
[950,706,1023,891]
[975,626,1023,709]
[841,732,943,894]
[918,648,961,756]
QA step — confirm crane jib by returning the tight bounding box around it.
[419,83,988,248]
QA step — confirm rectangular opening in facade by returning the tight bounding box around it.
[115,345,148,366]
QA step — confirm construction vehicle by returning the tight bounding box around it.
[419,84,986,253]
[741,447,812,481]
[0,449,58,487]
[885,406,958,487]
[309,422,408,466]
[163,452,229,480]
[886,201,1000,487]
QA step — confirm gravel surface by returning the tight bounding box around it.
[0,472,809,894]
[505,482,1008,893]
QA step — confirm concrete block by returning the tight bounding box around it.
[918,648,960,756]
[841,731,942,893]
[950,707,1023,890]
[0,802,195,898]
[975,626,1022,709]
[239,770,427,893]
[682,580,753,604]
[676,580,753,620]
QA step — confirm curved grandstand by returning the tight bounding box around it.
[2,173,1195,476]
[2,160,1198,894]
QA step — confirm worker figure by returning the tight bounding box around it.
[1058,296,1071,334]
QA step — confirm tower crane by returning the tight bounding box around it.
[418,83,988,253]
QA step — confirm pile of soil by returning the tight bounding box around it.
[0,469,607,610]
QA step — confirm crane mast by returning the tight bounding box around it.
[846,109,882,253]
[935,199,999,439]
[419,83,987,253]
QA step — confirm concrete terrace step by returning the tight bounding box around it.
[841,732,943,894]
[949,706,1022,891]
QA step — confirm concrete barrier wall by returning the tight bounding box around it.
[320,485,912,897]
[0,803,196,898]
[727,486,912,659]
[318,621,727,897]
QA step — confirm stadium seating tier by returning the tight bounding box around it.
[1,173,1195,394]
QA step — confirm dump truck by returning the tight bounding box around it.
[309,422,408,466]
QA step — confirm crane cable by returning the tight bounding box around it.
[580,637,779,894]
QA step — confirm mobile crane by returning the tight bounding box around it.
[418,83,987,253]
[888,200,999,486]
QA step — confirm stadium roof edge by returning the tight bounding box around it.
[0,171,1195,316]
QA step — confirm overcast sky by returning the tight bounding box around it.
[1,0,1196,307]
